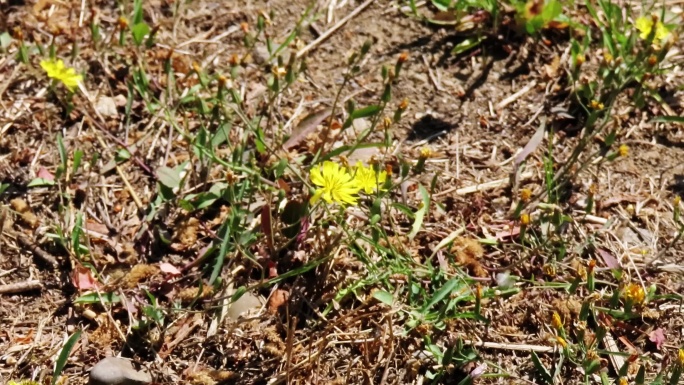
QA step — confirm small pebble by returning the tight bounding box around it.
[88,357,151,385]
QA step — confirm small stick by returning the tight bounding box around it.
[434,172,534,198]
[496,80,537,110]
[296,0,374,59]
[116,165,145,210]
[15,232,59,267]
[462,339,555,353]
[0,280,42,294]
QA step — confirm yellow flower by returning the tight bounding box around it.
[623,283,645,305]
[618,144,629,157]
[9,381,40,385]
[40,59,83,91]
[635,16,670,42]
[556,336,567,348]
[310,161,360,206]
[353,161,387,194]
[678,348,684,366]
[520,188,532,202]
[590,100,604,110]
[551,311,563,330]
[520,213,530,226]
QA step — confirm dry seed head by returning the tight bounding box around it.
[588,183,598,195]
[382,116,392,129]
[648,55,658,66]
[576,264,587,280]
[520,188,532,202]
[338,155,349,168]
[229,53,240,66]
[12,26,23,41]
[271,65,287,78]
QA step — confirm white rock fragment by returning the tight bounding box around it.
[88,357,152,385]
[95,96,119,117]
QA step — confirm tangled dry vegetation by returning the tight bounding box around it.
[1,0,684,384]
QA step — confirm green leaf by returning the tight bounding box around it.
[652,116,684,124]
[350,105,381,120]
[0,183,9,196]
[74,292,121,304]
[157,163,185,190]
[451,36,484,55]
[422,278,461,311]
[372,290,394,306]
[27,178,55,187]
[531,351,553,384]
[131,22,150,46]
[52,330,82,385]
[408,184,429,240]
[431,0,452,12]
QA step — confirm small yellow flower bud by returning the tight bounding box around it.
[520,213,530,226]
[556,336,567,348]
[590,100,604,110]
[520,188,532,202]
[551,312,563,330]
[117,16,129,30]
[399,98,409,110]
[618,144,629,157]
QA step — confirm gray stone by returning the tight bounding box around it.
[88,357,151,385]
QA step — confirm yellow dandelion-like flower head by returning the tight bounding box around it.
[40,59,83,91]
[353,161,387,194]
[635,16,670,42]
[677,348,684,366]
[623,283,645,305]
[310,161,360,206]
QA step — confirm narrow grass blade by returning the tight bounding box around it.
[530,351,553,384]
[53,329,82,385]
[408,185,429,240]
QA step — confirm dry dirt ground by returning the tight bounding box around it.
[1,0,684,384]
